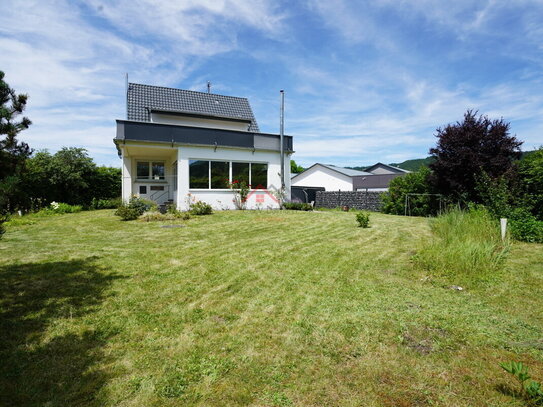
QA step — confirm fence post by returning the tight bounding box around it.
[500,218,507,241]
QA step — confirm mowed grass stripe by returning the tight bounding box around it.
[1,209,542,406]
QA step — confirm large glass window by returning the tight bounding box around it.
[251,163,268,188]
[232,162,249,185]
[152,162,165,180]
[137,161,150,179]
[189,160,269,190]
[189,160,209,189]
[137,161,164,180]
[211,161,229,189]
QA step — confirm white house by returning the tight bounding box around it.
[114,83,292,210]
[291,164,370,191]
[291,162,409,193]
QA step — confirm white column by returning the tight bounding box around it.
[122,149,132,203]
[176,148,187,210]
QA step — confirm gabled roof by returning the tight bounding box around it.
[364,162,410,174]
[292,163,372,180]
[320,164,372,177]
[127,83,260,132]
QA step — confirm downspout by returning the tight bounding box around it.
[280,90,285,193]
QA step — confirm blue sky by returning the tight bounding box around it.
[1,1,542,168]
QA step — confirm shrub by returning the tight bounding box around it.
[508,208,543,243]
[518,146,543,220]
[190,201,213,215]
[114,197,155,221]
[356,211,370,228]
[381,167,441,217]
[283,202,312,211]
[179,212,191,220]
[228,180,250,210]
[37,201,83,216]
[415,207,509,282]
[90,197,122,210]
[138,210,190,222]
[139,211,174,222]
[475,172,514,218]
[0,214,6,240]
[167,205,191,220]
[127,196,156,213]
[114,205,141,221]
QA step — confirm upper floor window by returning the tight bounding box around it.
[136,161,165,180]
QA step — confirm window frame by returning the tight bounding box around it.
[188,159,268,191]
[136,160,166,181]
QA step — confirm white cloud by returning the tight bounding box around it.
[1,0,542,170]
[0,0,286,165]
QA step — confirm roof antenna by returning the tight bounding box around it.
[207,81,211,94]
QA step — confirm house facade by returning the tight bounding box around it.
[291,162,409,195]
[114,83,292,210]
[291,164,370,191]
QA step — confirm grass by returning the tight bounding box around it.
[0,209,542,406]
[415,207,510,285]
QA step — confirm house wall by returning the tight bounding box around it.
[176,145,290,210]
[291,166,353,191]
[151,113,250,132]
[120,145,177,204]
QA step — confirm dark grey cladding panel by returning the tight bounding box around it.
[121,121,254,148]
[284,136,293,151]
[117,120,293,151]
[352,173,404,189]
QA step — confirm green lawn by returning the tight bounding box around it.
[1,210,542,406]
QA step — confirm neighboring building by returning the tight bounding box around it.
[362,162,410,175]
[291,162,409,194]
[291,164,371,191]
[114,83,292,210]
[353,162,410,192]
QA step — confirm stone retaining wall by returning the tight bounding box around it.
[315,191,384,211]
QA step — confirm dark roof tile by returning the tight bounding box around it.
[127,83,260,132]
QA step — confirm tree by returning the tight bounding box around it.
[290,160,304,174]
[429,110,522,202]
[518,146,543,220]
[24,148,121,207]
[381,167,440,216]
[0,70,32,212]
[91,166,122,201]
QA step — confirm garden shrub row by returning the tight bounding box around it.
[114,197,212,221]
[283,202,312,211]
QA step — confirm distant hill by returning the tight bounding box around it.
[389,157,435,172]
[346,150,536,173]
[346,157,434,172]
